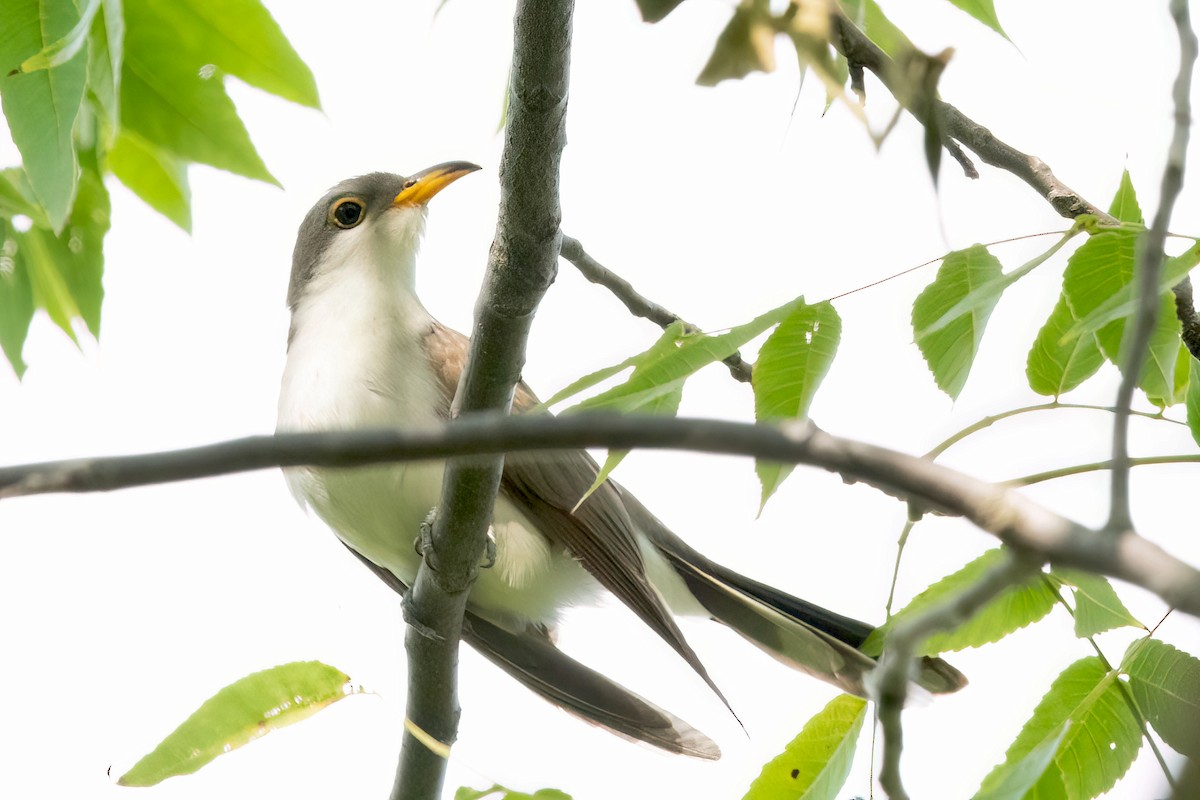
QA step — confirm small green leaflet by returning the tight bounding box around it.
[1188,359,1200,448]
[940,0,1010,40]
[1048,568,1143,637]
[753,300,841,508]
[118,661,359,787]
[107,129,193,232]
[972,722,1068,800]
[0,218,35,376]
[455,787,573,800]
[912,244,1004,399]
[1123,638,1200,758]
[742,694,866,800]
[861,548,1057,657]
[974,657,1142,800]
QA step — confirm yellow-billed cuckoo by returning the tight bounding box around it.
[277,162,965,759]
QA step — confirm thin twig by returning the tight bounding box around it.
[874,552,1038,800]
[559,234,754,383]
[1006,454,1200,487]
[1109,0,1196,531]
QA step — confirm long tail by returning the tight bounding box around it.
[628,499,968,697]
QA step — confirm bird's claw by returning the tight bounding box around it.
[414,508,494,571]
[480,528,497,570]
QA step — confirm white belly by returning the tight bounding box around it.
[278,277,596,629]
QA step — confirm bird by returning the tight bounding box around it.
[277,161,966,760]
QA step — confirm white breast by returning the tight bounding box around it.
[277,223,596,629]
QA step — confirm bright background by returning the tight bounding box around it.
[1,2,1198,798]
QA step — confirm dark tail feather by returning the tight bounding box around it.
[649,535,967,696]
[344,544,721,760]
[462,613,721,760]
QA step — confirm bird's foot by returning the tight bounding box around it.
[413,507,496,570]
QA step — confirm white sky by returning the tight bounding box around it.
[1,2,1198,799]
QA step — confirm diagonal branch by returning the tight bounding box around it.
[1108,0,1196,531]
[2,415,1198,616]
[393,2,574,799]
[559,234,753,382]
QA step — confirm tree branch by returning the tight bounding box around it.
[559,234,754,383]
[1108,0,1196,531]
[2,415,1198,616]
[393,2,574,798]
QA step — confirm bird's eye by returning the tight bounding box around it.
[330,199,365,229]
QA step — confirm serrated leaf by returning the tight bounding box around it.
[1060,228,1140,356]
[697,1,777,87]
[1123,638,1200,758]
[972,722,1068,800]
[0,219,35,376]
[1049,568,1143,637]
[118,661,358,787]
[127,0,319,109]
[1187,359,1200,448]
[121,0,278,184]
[570,296,806,415]
[635,0,686,23]
[862,548,1057,657]
[753,300,841,507]
[977,657,1142,800]
[941,0,1009,40]
[108,129,192,232]
[1026,294,1104,397]
[743,694,866,800]
[912,244,1004,399]
[0,0,88,231]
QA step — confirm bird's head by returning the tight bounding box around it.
[287,161,481,310]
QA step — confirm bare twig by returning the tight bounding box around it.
[393,2,574,798]
[559,234,754,383]
[2,415,1199,616]
[874,551,1038,800]
[1109,0,1196,531]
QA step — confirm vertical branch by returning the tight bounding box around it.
[1108,0,1196,530]
[391,2,575,799]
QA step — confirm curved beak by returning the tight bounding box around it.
[392,161,482,207]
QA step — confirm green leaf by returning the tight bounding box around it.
[13,0,101,72]
[0,0,89,231]
[12,160,109,340]
[0,219,35,376]
[697,1,776,87]
[121,0,279,184]
[1026,294,1105,397]
[537,322,689,411]
[1065,240,1200,342]
[941,0,1009,40]
[743,694,867,800]
[455,787,573,800]
[862,548,1057,657]
[86,0,124,137]
[1049,568,1143,637]
[921,231,1077,339]
[635,0,687,23]
[912,244,1005,399]
[570,297,806,414]
[1123,638,1200,758]
[1060,229,1140,357]
[840,0,914,57]
[977,657,1142,800]
[753,300,841,507]
[118,661,358,787]
[972,722,1068,800]
[1187,359,1200,448]
[0,168,45,221]
[108,129,193,232]
[125,0,319,109]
